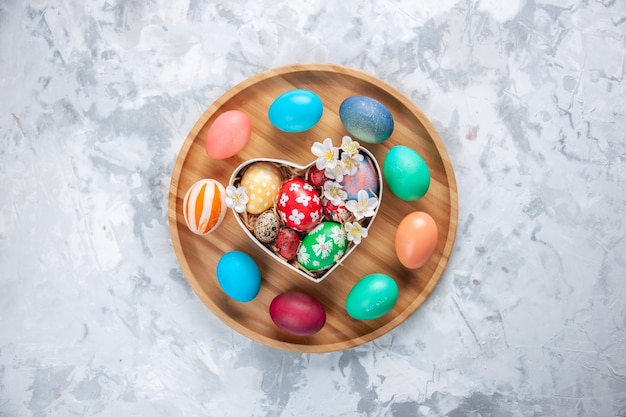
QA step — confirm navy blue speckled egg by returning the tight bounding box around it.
[339,96,394,144]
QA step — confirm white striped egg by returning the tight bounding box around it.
[183,179,227,235]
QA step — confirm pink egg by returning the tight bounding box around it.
[269,292,326,336]
[183,179,227,235]
[205,110,251,159]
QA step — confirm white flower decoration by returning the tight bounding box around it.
[324,160,345,182]
[344,221,368,244]
[341,136,360,156]
[311,138,339,171]
[329,225,346,248]
[279,193,289,207]
[295,194,312,207]
[323,181,348,206]
[297,246,310,264]
[288,209,304,225]
[312,234,333,259]
[310,210,321,223]
[345,190,378,220]
[341,152,364,176]
[225,185,249,213]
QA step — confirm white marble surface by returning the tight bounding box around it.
[1,0,625,416]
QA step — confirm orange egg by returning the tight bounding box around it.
[183,179,227,235]
[394,211,438,269]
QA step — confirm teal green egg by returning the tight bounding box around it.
[346,273,398,320]
[296,222,347,271]
[268,89,323,132]
[383,145,430,201]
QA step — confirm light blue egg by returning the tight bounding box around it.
[339,96,394,144]
[216,251,261,302]
[268,89,323,132]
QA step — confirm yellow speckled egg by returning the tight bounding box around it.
[240,162,283,214]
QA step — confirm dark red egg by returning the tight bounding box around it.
[269,292,326,336]
[276,228,301,261]
[307,165,328,188]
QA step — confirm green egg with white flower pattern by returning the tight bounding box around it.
[297,222,347,271]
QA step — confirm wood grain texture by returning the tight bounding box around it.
[168,64,458,352]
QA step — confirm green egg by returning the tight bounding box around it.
[346,273,399,320]
[297,222,347,271]
[383,145,430,201]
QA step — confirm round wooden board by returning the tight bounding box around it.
[168,64,458,353]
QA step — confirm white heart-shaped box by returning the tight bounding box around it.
[228,147,383,283]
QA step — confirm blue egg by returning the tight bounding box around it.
[339,96,394,144]
[268,89,323,132]
[341,155,380,200]
[216,251,261,302]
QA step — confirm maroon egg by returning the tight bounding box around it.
[269,292,326,336]
[277,178,323,232]
[276,228,301,261]
[307,165,328,188]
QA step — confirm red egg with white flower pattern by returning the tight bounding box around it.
[277,178,323,232]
